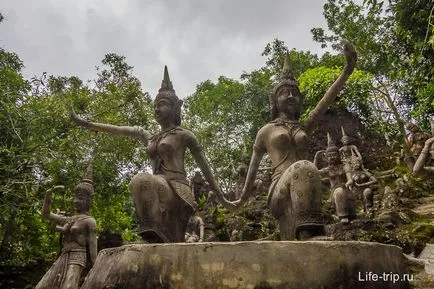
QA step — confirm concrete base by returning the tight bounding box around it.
[81,241,410,289]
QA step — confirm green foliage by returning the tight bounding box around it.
[312,0,434,124]
[0,48,151,265]
[184,76,255,188]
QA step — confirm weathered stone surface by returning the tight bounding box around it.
[81,241,410,289]
[419,244,434,275]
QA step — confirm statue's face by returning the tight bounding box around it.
[276,86,300,116]
[73,191,89,213]
[341,136,350,145]
[154,98,173,125]
[326,149,340,164]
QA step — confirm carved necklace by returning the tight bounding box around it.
[270,118,302,139]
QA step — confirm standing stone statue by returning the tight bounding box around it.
[71,66,225,243]
[36,162,97,289]
[315,133,356,223]
[351,158,377,213]
[413,120,434,177]
[184,215,205,243]
[339,126,363,172]
[224,41,357,240]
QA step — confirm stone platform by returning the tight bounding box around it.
[81,241,410,289]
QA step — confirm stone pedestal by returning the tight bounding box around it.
[81,241,410,289]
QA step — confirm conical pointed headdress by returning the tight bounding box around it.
[326,132,338,152]
[159,65,175,93]
[341,126,348,138]
[273,53,298,94]
[156,65,182,105]
[75,154,95,199]
[82,160,93,186]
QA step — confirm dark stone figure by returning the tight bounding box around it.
[351,159,377,213]
[71,66,225,243]
[36,162,97,289]
[315,133,356,223]
[191,171,210,200]
[339,126,363,172]
[223,41,357,240]
[405,121,431,169]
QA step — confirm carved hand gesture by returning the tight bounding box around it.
[70,104,91,129]
[342,40,357,69]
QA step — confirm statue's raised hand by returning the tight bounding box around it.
[46,185,65,194]
[342,40,357,69]
[70,104,92,129]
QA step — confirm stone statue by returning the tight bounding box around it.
[413,120,434,177]
[36,162,97,289]
[315,133,356,223]
[339,126,363,172]
[351,158,377,213]
[232,154,262,200]
[185,215,205,243]
[71,66,226,243]
[405,122,431,158]
[224,41,357,240]
[233,155,250,200]
[191,171,210,200]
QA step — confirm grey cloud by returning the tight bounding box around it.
[0,0,327,99]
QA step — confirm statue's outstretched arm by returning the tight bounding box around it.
[187,134,230,206]
[355,171,378,187]
[413,137,434,176]
[304,41,357,135]
[70,105,151,145]
[42,186,68,225]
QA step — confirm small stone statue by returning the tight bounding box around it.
[224,41,357,240]
[36,162,97,289]
[71,66,226,243]
[405,122,431,159]
[232,154,262,200]
[185,215,205,243]
[351,158,377,213]
[191,171,210,200]
[413,120,434,177]
[315,133,356,223]
[339,126,363,173]
[233,155,250,200]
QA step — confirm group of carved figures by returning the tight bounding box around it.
[36,40,432,288]
[37,39,434,288]
[314,129,376,224]
[37,41,357,288]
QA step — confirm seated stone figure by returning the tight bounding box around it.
[36,162,97,289]
[351,158,377,213]
[223,41,357,240]
[71,66,226,243]
[339,126,363,172]
[185,215,205,243]
[315,133,356,224]
[413,120,434,177]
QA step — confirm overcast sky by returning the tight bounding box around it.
[1,0,328,99]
